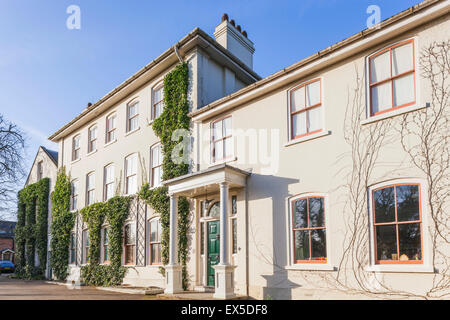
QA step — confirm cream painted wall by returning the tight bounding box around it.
[57,45,256,287]
[194,15,450,299]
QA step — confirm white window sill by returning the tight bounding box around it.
[146,265,163,269]
[209,156,237,168]
[284,130,331,147]
[285,264,337,271]
[365,264,434,273]
[361,103,429,125]
[86,149,97,157]
[71,158,81,165]
[125,127,140,137]
[104,139,117,148]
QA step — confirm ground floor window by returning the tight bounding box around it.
[148,218,161,265]
[291,195,327,263]
[371,183,423,264]
[70,233,76,264]
[124,223,136,265]
[102,228,110,263]
[82,230,89,264]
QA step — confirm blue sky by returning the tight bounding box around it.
[0,0,423,219]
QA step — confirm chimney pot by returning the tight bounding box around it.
[222,13,229,22]
[230,19,235,26]
[236,25,242,32]
[87,102,92,107]
[242,30,247,37]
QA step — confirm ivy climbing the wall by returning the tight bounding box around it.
[80,196,131,287]
[139,62,191,290]
[14,177,50,279]
[50,167,75,281]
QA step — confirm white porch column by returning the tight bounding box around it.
[213,182,236,299]
[164,193,183,294]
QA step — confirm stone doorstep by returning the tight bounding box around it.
[156,291,249,300]
[97,286,164,295]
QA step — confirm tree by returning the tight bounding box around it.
[0,114,25,220]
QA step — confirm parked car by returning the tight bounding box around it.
[0,260,15,273]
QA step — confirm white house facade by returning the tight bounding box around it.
[47,0,450,299]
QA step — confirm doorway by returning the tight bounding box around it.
[207,220,220,286]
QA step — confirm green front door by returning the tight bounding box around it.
[207,220,220,286]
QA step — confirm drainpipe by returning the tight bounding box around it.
[174,44,184,63]
[245,176,249,297]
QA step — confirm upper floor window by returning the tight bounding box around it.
[151,144,163,188]
[289,79,322,140]
[72,135,81,161]
[152,84,164,120]
[104,164,115,201]
[106,114,117,143]
[86,172,95,206]
[124,223,136,265]
[127,100,139,132]
[148,218,162,265]
[125,154,137,195]
[291,196,327,263]
[211,116,233,163]
[37,161,43,180]
[369,39,415,116]
[371,183,422,264]
[88,126,98,153]
[70,179,78,211]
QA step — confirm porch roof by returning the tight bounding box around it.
[163,164,251,197]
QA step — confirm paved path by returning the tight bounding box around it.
[0,275,148,300]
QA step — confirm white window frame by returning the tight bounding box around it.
[88,125,98,154]
[126,99,139,133]
[210,116,234,164]
[151,83,164,121]
[86,172,95,206]
[366,178,433,273]
[286,193,335,271]
[105,113,117,144]
[103,164,115,201]
[70,179,78,211]
[148,217,162,266]
[124,153,138,195]
[123,222,136,266]
[363,37,424,124]
[150,144,163,188]
[72,135,81,161]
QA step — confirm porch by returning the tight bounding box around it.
[163,164,250,299]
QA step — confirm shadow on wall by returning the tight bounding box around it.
[247,173,301,300]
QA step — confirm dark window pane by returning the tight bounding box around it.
[294,199,307,229]
[399,223,422,261]
[374,187,395,223]
[309,197,324,228]
[200,222,204,255]
[104,246,109,262]
[396,185,420,222]
[376,225,397,261]
[294,230,310,261]
[311,229,326,260]
[232,196,237,215]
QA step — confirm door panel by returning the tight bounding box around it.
[207,220,220,286]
